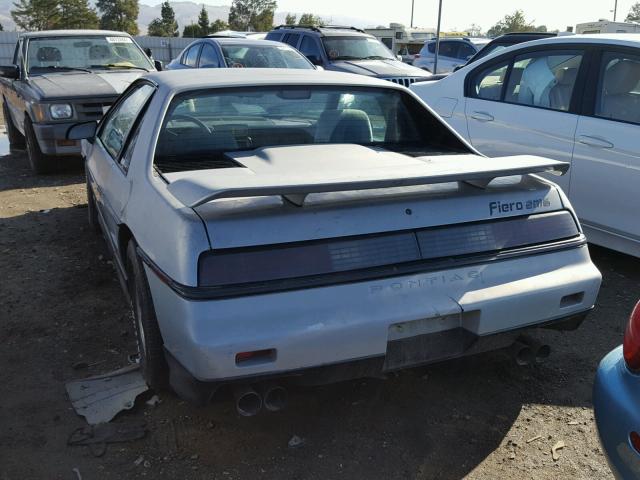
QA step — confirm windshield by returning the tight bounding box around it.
[154,86,467,173]
[220,44,313,69]
[26,36,153,74]
[322,36,395,61]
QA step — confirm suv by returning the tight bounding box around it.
[413,38,489,73]
[266,25,431,87]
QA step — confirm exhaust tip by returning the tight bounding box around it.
[535,344,551,363]
[234,386,262,417]
[263,385,287,412]
[509,340,534,366]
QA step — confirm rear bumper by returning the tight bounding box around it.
[145,244,600,393]
[594,346,640,479]
[32,122,80,156]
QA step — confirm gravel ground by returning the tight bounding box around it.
[1,139,637,480]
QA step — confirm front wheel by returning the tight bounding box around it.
[3,100,25,149]
[126,240,169,390]
[25,117,55,174]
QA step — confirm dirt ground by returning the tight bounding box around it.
[1,136,637,480]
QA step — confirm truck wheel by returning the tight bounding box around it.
[25,117,54,174]
[86,175,100,232]
[126,239,169,390]
[3,100,25,149]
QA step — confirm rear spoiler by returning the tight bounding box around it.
[167,155,568,208]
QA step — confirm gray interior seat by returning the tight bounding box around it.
[315,109,373,144]
[549,67,578,111]
[600,60,640,123]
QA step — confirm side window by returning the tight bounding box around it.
[99,84,154,161]
[505,51,583,111]
[283,33,300,48]
[199,43,220,68]
[458,42,476,60]
[595,52,640,124]
[427,43,435,54]
[470,61,510,101]
[182,44,201,67]
[265,32,283,41]
[438,41,458,58]
[12,40,21,64]
[299,36,321,59]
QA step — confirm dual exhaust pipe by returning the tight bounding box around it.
[509,335,551,366]
[234,383,287,417]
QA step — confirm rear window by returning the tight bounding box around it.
[154,86,468,172]
[220,44,312,69]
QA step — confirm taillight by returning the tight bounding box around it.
[623,301,640,371]
[414,54,421,58]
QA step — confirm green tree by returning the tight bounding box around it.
[197,5,209,35]
[210,18,228,33]
[182,23,200,37]
[228,0,276,31]
[59,0,99,29]
[487,10,546,37]
[298,13,322,26]
[11,0,60,30]
[148,1,179,37]
[97,0,139,35]
[285,12,296,25]
[626,2,640,22]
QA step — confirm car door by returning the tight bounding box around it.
[88,82,156,254]
[464,47,587,192]
[570,48,640,253]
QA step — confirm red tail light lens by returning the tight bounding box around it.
[623,301,640,371]
[414,54,421,59]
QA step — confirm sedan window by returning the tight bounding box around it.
[199,43,220,68]
[99,83,155,161]
[506,51,583,111]
[595,52,640,124]
[471,61,510,101]
[220,44,312,69]
[183,45,200,67]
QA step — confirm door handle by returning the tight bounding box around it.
[470,111,494,122]
[577,135,614,149]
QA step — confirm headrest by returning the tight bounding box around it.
[604,60,640,95]
[36,47,61,62]
[555,67,578,86]
[89,45,110,60]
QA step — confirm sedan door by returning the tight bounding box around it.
[570,49,640,255]
[87,82,156,255]
[464,48,586,193]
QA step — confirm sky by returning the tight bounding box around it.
[163,0,639,33]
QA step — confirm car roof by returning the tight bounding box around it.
[144,68,400,92]
[510,33,640,49]
[198,38,292,47]
[270,25,370,37]
[19,30,132,38]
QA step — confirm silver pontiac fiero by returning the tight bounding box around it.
[69,69,601,414]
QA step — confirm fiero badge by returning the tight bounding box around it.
[489,198,551,216]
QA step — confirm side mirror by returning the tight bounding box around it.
[154,60,163,71]
[0,65,19,79]
[67,121,97,142]
[306,54,323,66]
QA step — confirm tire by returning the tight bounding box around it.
[2,100,25,149]
[86,175,100,233]
[25,116,54,174]
[126,240,169,390]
